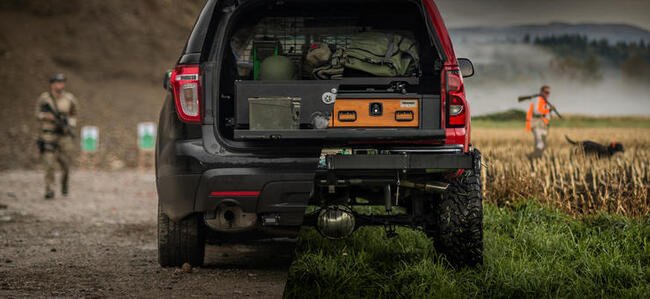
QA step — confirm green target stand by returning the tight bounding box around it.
[137,122,156,171]
[80,126,99,168]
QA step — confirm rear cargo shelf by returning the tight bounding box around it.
[234,128,445,140]
[232,77,442,141]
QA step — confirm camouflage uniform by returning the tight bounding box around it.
[36,91,78,197]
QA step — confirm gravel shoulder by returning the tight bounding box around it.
[0,170,294,298]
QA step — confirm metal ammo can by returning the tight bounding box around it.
[248,97,301,130]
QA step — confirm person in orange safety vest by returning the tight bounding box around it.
[526,85,551,159]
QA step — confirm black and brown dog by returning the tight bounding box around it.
[565,135,624,157]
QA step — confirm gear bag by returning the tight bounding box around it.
[314,32,420,79]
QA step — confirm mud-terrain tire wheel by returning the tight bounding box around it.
[428,149,483,268]
[158,203,205,267]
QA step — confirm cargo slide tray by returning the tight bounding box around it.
[233,128,445,140]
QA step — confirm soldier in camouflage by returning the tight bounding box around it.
[35,74,78,199]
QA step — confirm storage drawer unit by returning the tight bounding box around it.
[330,98,419,127]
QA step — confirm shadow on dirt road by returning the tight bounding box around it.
[0,170,294,298]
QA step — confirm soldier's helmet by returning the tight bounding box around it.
[258,56,297,80]
[50,73,66,83]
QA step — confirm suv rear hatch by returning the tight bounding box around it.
[215,0,446,145]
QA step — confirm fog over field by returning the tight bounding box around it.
[436,0,650,36]
[454,41,650,116]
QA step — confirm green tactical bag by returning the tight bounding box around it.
[313,32,420,79]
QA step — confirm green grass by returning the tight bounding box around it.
[472,110,650,128]
[284,201,650,298]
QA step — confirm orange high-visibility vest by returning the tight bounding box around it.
[526,96,550,131]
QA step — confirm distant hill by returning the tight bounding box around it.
[450,23,650,44]
[0,0,204,170]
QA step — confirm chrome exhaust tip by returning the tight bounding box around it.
[204,204,257,232]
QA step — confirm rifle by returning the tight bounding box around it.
[40,102,75,138]
[517,94,563,119]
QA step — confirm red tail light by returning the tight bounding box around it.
[170,65,202,123]
[446,69,466,127]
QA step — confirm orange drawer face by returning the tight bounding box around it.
[330,99,419,127]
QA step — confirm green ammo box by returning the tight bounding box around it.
[248,97,301,130]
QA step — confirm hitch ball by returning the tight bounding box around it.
[316,206,356,239]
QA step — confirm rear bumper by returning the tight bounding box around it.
[157,166,316,223]
[196,168,315,226]
[157,139,472,224]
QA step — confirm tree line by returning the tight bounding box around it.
[523,34,650,81]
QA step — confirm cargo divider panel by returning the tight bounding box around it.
[234,78,441,140]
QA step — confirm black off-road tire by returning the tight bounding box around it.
[428,149,483,268]
[158,203,205,267]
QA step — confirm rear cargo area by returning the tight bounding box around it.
[216,0,444,143]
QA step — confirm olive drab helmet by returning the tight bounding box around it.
[258,55,297,80]
[305,43,332,68]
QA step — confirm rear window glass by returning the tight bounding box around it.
[228,3,432,80]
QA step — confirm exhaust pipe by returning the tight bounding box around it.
[204,204,257,232]
[400,181,449,193]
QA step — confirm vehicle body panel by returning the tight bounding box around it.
[157,0,473,227]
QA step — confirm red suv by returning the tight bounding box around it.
[157,0,482,268]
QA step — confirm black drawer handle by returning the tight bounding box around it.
[338,111,357,122]
[395,110,414,122]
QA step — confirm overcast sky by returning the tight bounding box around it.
[435,0,650,30]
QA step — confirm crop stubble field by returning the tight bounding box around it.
[475,127,650,218]
[285,125,650,298]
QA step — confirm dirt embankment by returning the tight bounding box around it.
[0,0,205,170]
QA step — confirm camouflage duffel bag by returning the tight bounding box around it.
[313,32,420,79]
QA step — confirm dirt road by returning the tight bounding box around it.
[0,170,294,298]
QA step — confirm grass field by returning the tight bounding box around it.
[284,202,650,298]
[285,119,650,298]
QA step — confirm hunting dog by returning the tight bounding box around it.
[565,135,624,157]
